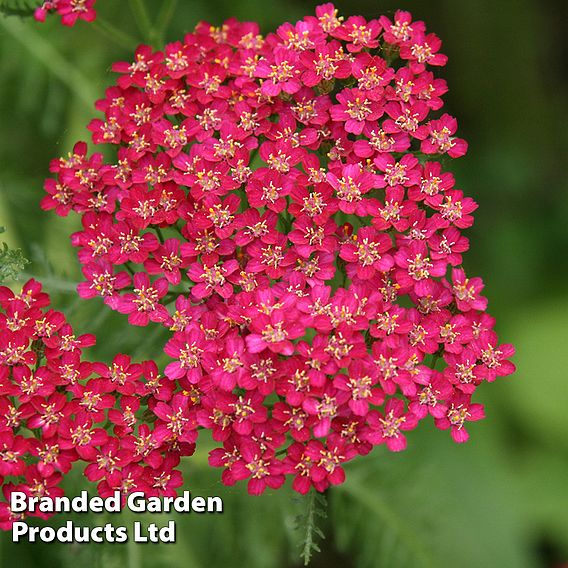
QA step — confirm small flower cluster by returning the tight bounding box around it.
[34,0,96,27]
[40,4,515,496]
[0,280,193,528]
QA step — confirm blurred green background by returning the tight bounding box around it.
[0,0,567,566]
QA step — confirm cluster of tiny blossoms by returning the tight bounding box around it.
[40,4,515,497]
[34,0,96,27]
[0,280,191,528]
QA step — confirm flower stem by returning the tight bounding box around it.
[129,0,154,45]
[0,17,96,109]
[92,18,139,52]
[154,0,178,45]
[155,226,165,244]
[124,262,136,276]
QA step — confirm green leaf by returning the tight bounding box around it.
[0,0,40,18]
[0,226,29,282]
[0,17,98,109]
[293,489,327,566]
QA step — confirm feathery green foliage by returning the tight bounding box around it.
[294,490,327,566]
[0,226,29,282]
[0,0,39,18]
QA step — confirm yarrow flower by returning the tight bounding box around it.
[34,0,97,27]
[34,3,515,503]
[0,280,191,528]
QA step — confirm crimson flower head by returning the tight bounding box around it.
[35,3,515,499]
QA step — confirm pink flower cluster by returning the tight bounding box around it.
[39,4,515,497]
[0,280,193,528]
[34,0,96,27]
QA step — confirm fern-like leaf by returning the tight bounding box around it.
[294,489,327,566]
[0,0,40,18]
[0,226,29,282]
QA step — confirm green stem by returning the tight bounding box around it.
[0,17,96,109]
[129,0,153,44]
[92,18,139,51]
[154,0,178,45]
[280,207,293,233]
[155,226,165,244]
[248,147,259,165]
[21,273,79,292]
[124,262,136,276]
